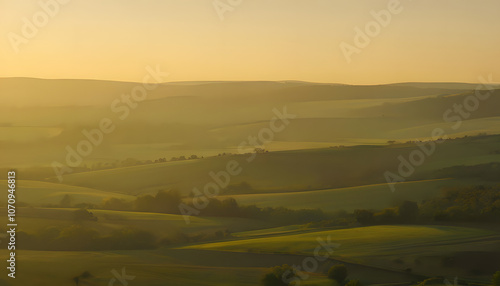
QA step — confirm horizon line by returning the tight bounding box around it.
[1,76,499,86]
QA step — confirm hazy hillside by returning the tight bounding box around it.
[2,79,499,168]
[360,89,500,120]
[0,78,467,107]
[54,135,500,196]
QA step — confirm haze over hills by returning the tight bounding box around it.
[2,77,495,107]
[1,78,500,168]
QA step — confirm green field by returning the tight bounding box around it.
[183,225,500,280]
[221,178,481,212]
[183,225,494,257]
[5,225,495,285]
[233,225,307,238]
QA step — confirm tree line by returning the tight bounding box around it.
[102,189,327,224]
[354,185,500,225]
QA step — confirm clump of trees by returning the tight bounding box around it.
[72,271,93,286]
[328,264,348,285]
[181,199,326,224]
[16,225,155,251]
[261,264,297,286]
[354,185,500,225]
[84,154,204,171]
[60,194,72,207]
[39,195,97,209]
[354,200,419,225]
[327,264,362,286]
[102,190,180,213]
[417,270,500,286]
[492,271,500,286]
[135,190,181,213]
[305,210,354,228]
[420,185,500,222]
[13,222,233,251]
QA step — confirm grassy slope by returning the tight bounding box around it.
[0,249,264,286]
[182,225,493,256]
[1,207,271,237]
[233,225,307,238]
[220,178,482,212]
[0,248,345,286]
[56,135,500,197]
[183,225,500,280]
[0,180,135,206]
[5,224,498,285]
[8,135,498,214]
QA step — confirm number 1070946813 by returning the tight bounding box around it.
[7,171,16,223]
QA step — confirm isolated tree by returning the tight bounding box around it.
[72,271,93,286]
[328,264,348,284]
[60,194,72,208]
[221,198,240,216]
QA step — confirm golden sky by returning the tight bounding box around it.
[1,0,499,84]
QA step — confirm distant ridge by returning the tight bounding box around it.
[3,77,498,87]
